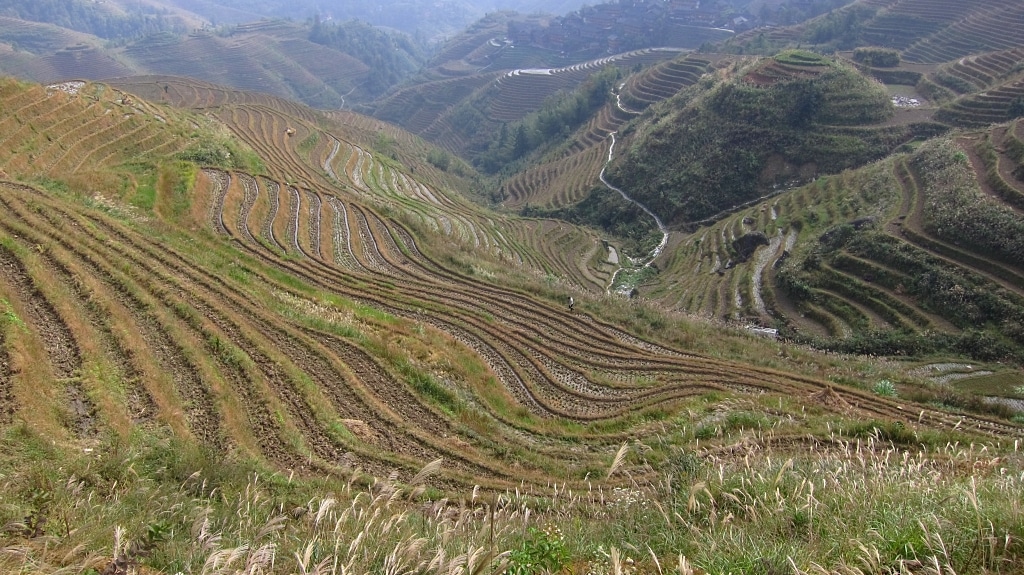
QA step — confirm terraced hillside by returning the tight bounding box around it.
[498,53,716,210]
[115,75,624,292]
[722,0,1024,70]
[644,120,1024,364]
[372,48,686,162]
[618,54,717,112]
[0,18,416,109]
[0,77,200,193]
[601,52,947,234]
[924,47,1024,127]
[4,76,1019,502]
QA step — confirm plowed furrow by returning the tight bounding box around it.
[350,205,394,273]
[0,327,10,425]
[68,122,152,175]
[285,186,302,255]
[0,97,80,151]
[236,215,785,417]
[73,208,537,485]
[27,201,308,468]
[30,238,156,425]
[360,207,413,266]
[29,102,104,170]
[328,197,360,269]
[0,240,93,437]
[306,331,529,483]
[386,224,679,359]
[324,136,341,179]
[205,168,230,235]
[222,202,930,435]
[162,283,333,470]
[260,178,284,251]
[207,174,983,429]
[306,189,322,259]
[237,173,259,244]
[369,220,658,360]
[0,192,224,449]
[76,217,431,478]
[353,219,699,379]
[415,314,546,416]
[248,238,630,414]
[30,196,328,467]
[217,227,577,418]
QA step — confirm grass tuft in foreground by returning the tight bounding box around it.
[1,424,1020,574]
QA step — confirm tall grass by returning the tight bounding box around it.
[1,424,1020,574]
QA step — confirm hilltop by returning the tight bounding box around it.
[604,51,913,227]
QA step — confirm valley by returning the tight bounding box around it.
[0,0,1022,573]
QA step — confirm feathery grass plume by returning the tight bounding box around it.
[315,497,337,526]
[294,541,329,575]
[610,546,623,575]
[647,545,663,574]
[410,457,444,486]
[255,515,287,541]
[202,545,250,574]
[607,442,629,480]
[246,543,277,573]
[676,554,694,575]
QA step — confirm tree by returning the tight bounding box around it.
[1009,96,1024,119]
[513,124,530,158]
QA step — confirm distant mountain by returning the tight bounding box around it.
[0,0,194,39]
[0,17,425,107]
[154,0,593,39]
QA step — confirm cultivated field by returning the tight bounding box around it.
[1,38,1023,570]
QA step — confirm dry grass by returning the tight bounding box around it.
[1,428,1020,574]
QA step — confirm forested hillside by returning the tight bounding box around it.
[0,17,426,108]
[0,0,189,41]
[606,52,915,228]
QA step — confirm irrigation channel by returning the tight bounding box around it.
[600,131,670,293]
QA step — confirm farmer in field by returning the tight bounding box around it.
[568,296,575,311]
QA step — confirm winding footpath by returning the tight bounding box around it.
[600,132,669,293]
[614,83,644,115]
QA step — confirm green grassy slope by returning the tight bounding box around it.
[602,53,937,229]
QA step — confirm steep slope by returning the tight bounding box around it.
[0,18,424,108]
[5,76,1016,498]
[642,121,1024,364]
[725,0,1024,61]
[604,52,940,230]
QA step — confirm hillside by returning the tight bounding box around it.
[600,52,940,229]
[639,123,1024,361]
[1,0,1024,572]
[1,75,1021,573]
[0,18,425,108]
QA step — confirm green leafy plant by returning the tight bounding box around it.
[0,298,27,333]
[873,379,897,397]
[508,526,571,575]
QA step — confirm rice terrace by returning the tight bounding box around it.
[0,0,1023,573]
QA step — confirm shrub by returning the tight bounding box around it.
[913,139,1024,266]
[852,47,901,68]
[426,148,450,171]
[872,379,897,397]
[508,526,571,575]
